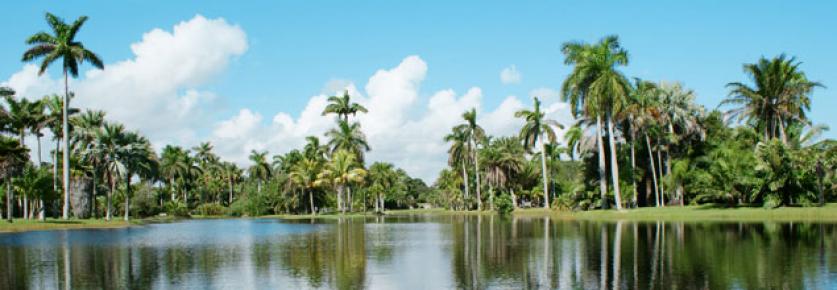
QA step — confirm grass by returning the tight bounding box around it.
[0,215,183,233]
[4,203,836,233]
[513,203,837,222]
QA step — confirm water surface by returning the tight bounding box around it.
[0,216,835,289]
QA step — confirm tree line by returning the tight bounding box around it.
[436,36,835,212]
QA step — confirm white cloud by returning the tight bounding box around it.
[210,57,572,181]
[500,65,522,84]
[3,14,247,150]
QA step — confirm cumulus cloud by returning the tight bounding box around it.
[500,65,522,84]
[211,56,572,181]
[2,14,247,149]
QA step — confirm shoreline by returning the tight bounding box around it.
[2,204,836,233]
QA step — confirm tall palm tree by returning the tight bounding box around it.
[290,157,322,215]
[456,108,485,210]
[318,150,366,213]
[159,145,189,202]
[561,35,631,210]
[23,12,104,219]
[322,90,368,123]
[248,150,271,195]
[658,82,704,205]
[723,55,821,145]
[44,94,79,201]
[92,122,127,221]
[221,161,242,205]
[73,109,106,216]
[326,120,370,162]
[494,137,525,208]
[5,96,40,219]
[444,126,471,208]
[368,162,396,214]
[624,80,663,207]
[120,132,155,221]
[515,97,562,208]
[0,136,28,222]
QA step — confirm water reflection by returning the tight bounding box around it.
[0,217,835,289]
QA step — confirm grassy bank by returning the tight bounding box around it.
[0,216,182,233]
[513,203,837,222]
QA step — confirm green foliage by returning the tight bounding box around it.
[164,201,190,217]
[195,203,227,216]
[493,193,514,215]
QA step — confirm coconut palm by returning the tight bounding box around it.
[318,150,366,213]
[515,97,563,208]
[303,136,328,161]
[455,108,485,210]
[23,12,104,219]
[326,120,370,162]
[561,35,631,210]
[723,55,822,144]
[494,137,525,208]
[322,90,368,123]
[444,126,471,208]
[248,150,271,195]
[290,157,322,214]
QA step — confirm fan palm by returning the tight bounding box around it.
[23,12,104,219]
[515,97,562,208]
[561,35,631,210]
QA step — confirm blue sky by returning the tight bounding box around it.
[1,1,835,180]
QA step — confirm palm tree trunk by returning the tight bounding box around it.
[6,178,12,222]
[374,191,380,213]
[645,134,660,207]
[596,116,609,209]
[606,113,623,210]
[337,185,344,214]
[474,140,482,211]
[510,187,517,209]
[461,163,470,210]
[630,132,637,208]
[124,174,131,221]
[307,189,315,215]
[107,175,114,221]
[347,186,353,212]
[92,169,97,218]
[228,177,233,205]
[778,120,788,145]
[539,132,550,209]
[37,135,44,220]
[62,69,70,220]
[656,142,665,207]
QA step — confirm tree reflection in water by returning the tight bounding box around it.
[0,217,835,289]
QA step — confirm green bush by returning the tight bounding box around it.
[195,203,227,216]
[493,193,514,215]
[164,201,190,217]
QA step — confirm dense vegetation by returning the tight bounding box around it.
[0,14,833,222]
[436,36,835,212]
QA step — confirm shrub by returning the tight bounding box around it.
[493,193,514,215]
[164,201,190,217]
[195,203,227,216]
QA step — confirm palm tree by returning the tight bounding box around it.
[5,96,40,219]
[0,136,28,222]
[221,162,242,205]
[120,132,155,221]
[658,82,704,205]
[159,145,189,202]
[561,35,631,210]
[494,137,525,208]
[368,162,396,214]
[723,55,821,144]
[290,157,322,215]
[73,109,106,216]
[23,12,104,219]
[318,150,366,213]
[322,90,368,123]
[624,80,663,207]
[92,122,127,221]
[444,126,471,208]
[326,120,370,163]
[516,97,562,208]
[248,150,271,195]
[456,108,485,210]
[45,94,79,202]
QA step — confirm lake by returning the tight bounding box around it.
[0,215,835,289]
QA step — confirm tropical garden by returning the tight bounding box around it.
[0,14,834,223]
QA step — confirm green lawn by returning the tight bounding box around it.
[0,216,182,233]
[512,203,837,222]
